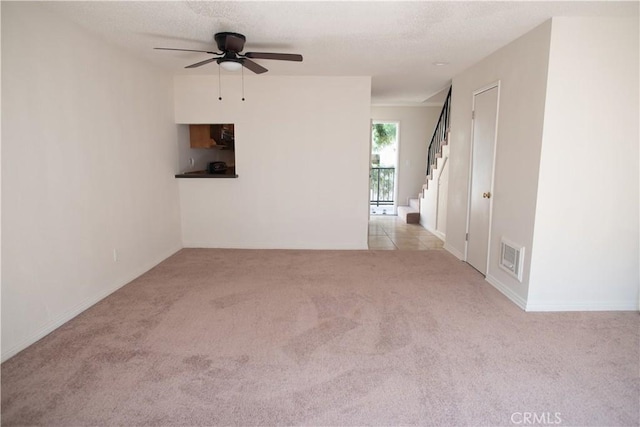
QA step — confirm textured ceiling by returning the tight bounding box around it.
[41,1,638,105]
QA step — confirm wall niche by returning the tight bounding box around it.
[176,123,237,178]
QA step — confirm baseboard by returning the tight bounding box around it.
[1,245,182,363]
[525,300,639,312]
[443,243,464,260]
[432,230,445,241]
[181,241,369,250]
[485,274,527,311]
[420,222,446,242]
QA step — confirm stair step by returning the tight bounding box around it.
[397,205,420,224]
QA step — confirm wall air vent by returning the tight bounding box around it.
[499,238,524,282]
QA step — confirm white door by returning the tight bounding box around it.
[467,85,499,275]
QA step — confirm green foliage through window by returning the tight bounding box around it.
[372,123,397,153]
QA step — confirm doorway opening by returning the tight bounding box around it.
[370,121,399,215]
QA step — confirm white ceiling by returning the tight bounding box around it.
[42,1,637,105]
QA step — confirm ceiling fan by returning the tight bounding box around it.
[154,32,303,74]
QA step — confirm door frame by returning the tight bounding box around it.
[464,81,501,274]
[368,119,373,219]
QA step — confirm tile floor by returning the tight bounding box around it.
[368,215,445,250]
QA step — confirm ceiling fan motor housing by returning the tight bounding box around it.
[215,32,246,52]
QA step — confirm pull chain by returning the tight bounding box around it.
[218,63,222,101]
[241,64,245,101]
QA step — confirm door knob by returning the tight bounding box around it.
[482,192,491,199]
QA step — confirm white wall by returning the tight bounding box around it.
[1,3,182,360]
[370,106,441,207]
[0,3,3,349]
[436,159,449,235]
[421,145,449,240]
[175,75,371,249]
[446,21,552,306]
[528,17,639,310]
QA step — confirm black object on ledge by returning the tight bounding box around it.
[175,170,238,179]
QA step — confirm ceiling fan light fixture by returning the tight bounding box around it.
[219,59,243,72]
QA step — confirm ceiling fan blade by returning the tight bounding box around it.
[225,34,245,53]
[185,57,218,69]
[155,47,219,54]
[241,58,268,74]
[244,52,303,62]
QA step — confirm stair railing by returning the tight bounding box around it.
[426,86,452,179]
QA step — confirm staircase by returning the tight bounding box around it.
[424,86,452,190]
[396,86,452,225]
[397,197,420,224]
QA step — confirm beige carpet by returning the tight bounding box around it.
[1,249,638,426]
